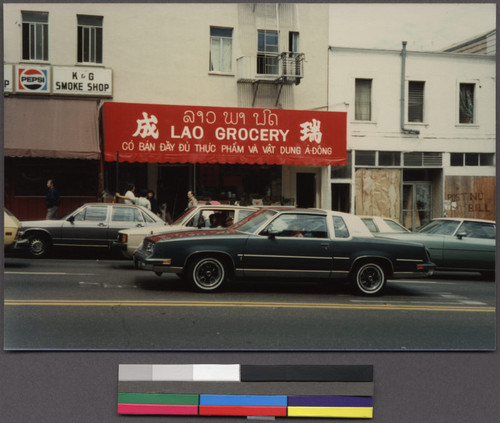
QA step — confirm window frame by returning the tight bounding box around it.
[22,11,49,62]
[408,80,425,123]
[209,26,233,74]
[354,78,373,121]
[77,15,103,64]
[458,82,476,125]
[257,29,279,76]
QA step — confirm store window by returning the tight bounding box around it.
[355,78,372,121]
[210,27,232,73]
[459,83,475,124]
[77,15,103,64]
[257,29,279,75]
[11,158,99,196]
[450,153,495,166]
[408,81,425,123]
[22,11,49,61]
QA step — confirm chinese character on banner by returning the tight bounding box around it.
[133,112,159,139]
[300,119,322,144]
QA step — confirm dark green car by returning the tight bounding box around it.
[377,218,495,277]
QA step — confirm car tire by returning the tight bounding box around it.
[27,233,51,258]
[352,262,387,296]
[187,256,227,292]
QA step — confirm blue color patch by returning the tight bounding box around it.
[200,394,288,407]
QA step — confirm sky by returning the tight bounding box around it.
[330,3,496,51]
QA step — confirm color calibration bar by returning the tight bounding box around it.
[118,364,374,419]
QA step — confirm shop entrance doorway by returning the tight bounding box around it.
[296,173,315,208]
[403,182,432,231]
[331,183,350,212]
[158,165,190,221]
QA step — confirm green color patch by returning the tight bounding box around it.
[118,392,199,405]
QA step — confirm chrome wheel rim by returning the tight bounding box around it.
[193,258,224,290]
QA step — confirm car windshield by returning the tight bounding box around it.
[418,220,460,235]
[234,210,277,234]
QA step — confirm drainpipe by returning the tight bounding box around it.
[401,41,420,135]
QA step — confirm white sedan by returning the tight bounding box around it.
[113,204,258,258]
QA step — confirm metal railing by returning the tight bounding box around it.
[237,52,304,84]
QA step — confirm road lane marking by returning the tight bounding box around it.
[3,299,495,313]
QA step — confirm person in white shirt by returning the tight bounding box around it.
[116,184,137,204]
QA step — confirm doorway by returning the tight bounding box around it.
[403,183,432,230]
[331,183,350,212]
[158,165,190,221]
[296,173,316,208]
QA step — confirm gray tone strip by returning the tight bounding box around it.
[117,381,375,396]
[119,365,153,381]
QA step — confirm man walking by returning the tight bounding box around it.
[45,179,60,219]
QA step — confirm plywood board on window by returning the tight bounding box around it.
[355,169,401,218]
[444,176,495,221]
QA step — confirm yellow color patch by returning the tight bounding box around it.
[288,406,373,418]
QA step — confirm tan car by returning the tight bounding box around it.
[4,209,28,250]
[114,205,258,258]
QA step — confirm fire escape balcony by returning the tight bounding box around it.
[237,52,305,85]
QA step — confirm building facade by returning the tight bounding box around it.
[328,43,495,229]
[4,3,335,220]
[3,4,495,226]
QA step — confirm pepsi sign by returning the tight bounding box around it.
[16,66,50,93]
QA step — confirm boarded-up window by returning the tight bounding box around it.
[355,79,372,121]
[408,81,424,122]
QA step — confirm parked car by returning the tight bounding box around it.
[114,204,258,258]
[377,218,495,276]
[134,208,435,296]
[20,203,165,258]
[4,209,28,251]
[360,216,410,233]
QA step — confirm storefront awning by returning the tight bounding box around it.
[103,102,346,166]
[4,97,100,160]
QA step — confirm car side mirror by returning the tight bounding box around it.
[67,215,75,223]
[456,232,467,239]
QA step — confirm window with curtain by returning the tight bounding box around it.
[257,29,279,75]
[22,11,49,61]
[459,83,475,124]
[210,27,233,73]
[77,15,103,64]
[355,79,372,121]
[408,81,425,122]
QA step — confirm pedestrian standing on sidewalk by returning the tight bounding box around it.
[45,179,60,219]
[116,184,137,204]
[186,190,198,210]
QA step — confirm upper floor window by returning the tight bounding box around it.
[257,29,279,75]
[22,11,48,61]
[408,81,425,123]
[210,27,232,73]
[459,83,475,124]
[355,78,372,121]
[77,15,103,64]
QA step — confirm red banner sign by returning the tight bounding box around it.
[103,102,346,166]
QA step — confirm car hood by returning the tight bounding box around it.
[149,228,237,242]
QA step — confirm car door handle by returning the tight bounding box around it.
[136,224,144,227]
[320,242,330,250]
[98,223,107,227]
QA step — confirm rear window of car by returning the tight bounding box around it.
[112,207,143,222]
[74,206,108,221]
[333,216,350,238]
[361,218,378,232]
[384,219,408,232]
